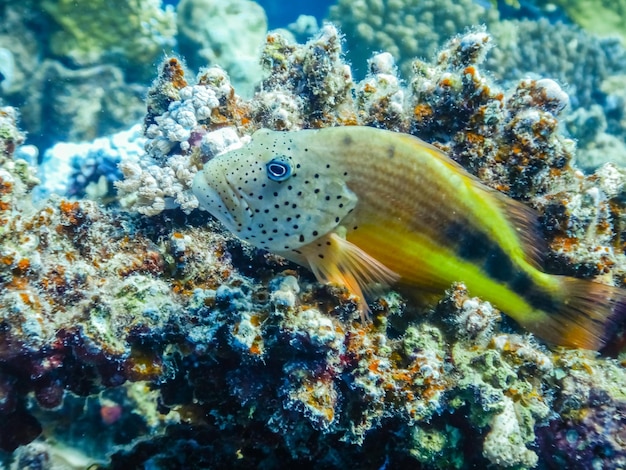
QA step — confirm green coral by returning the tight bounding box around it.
[41,0,176,72]
[528,0,626,45]
[407,425,464,469]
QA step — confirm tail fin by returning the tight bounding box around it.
[525,277,626,350]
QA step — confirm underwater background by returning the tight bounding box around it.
[2,0,626,468]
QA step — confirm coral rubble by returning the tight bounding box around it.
[2,19,626,470]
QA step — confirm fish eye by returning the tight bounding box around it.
[266,156,292,182]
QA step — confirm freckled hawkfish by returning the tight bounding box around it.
[192,126,626,350]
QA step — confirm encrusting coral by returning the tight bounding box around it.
[329,0,626,175]
[2,22,626,469]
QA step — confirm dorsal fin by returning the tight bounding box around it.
[469,182,547,270]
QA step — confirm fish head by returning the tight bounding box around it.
[192,128,358,252]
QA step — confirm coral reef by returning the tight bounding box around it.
[2,18,626,470]
[328,0,499,77]
[176,0,268,97]
[485,18,626,172]
[36,124,145,203]
[486,19,626,111]
[531,0,626,45]
[327,0,626,173]
[0,0,175,151]
[41,0,176,76]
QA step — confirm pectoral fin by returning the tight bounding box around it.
[301,232,400,318]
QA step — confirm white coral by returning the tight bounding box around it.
[483,397,538,468]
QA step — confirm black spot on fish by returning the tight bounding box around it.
[507,272,560,312]
[299,234,305,242]
[447,223,492,261]
[342,135,353,146]
[523,285,559,312]
[387,145,395,159]
[509,271,533,295]
[484,249,514,283]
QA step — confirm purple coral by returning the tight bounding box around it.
[537,390,626,469]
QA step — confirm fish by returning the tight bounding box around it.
[192,126,626,350]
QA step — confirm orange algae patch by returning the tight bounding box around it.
[463,66,476,76]
[413,104,433,121]
[464,132,485,146]
[249,314,262,327]
[164,57,188,90]
[363,83,376,94]
[0,178,12,196]
[38,266,70,297]
[8,276,29,290]
[249,341,263,356]
[59,200,82,223]
[551,235,579,252]
[126,346,164,381]
[15,258,30,274]
[16,289,42,311]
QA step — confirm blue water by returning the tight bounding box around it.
[162,0,335,30]
[257,0,335,29]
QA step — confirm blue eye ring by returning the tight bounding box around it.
[266,156,292,182]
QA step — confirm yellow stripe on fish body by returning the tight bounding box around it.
[192,126,626,350]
